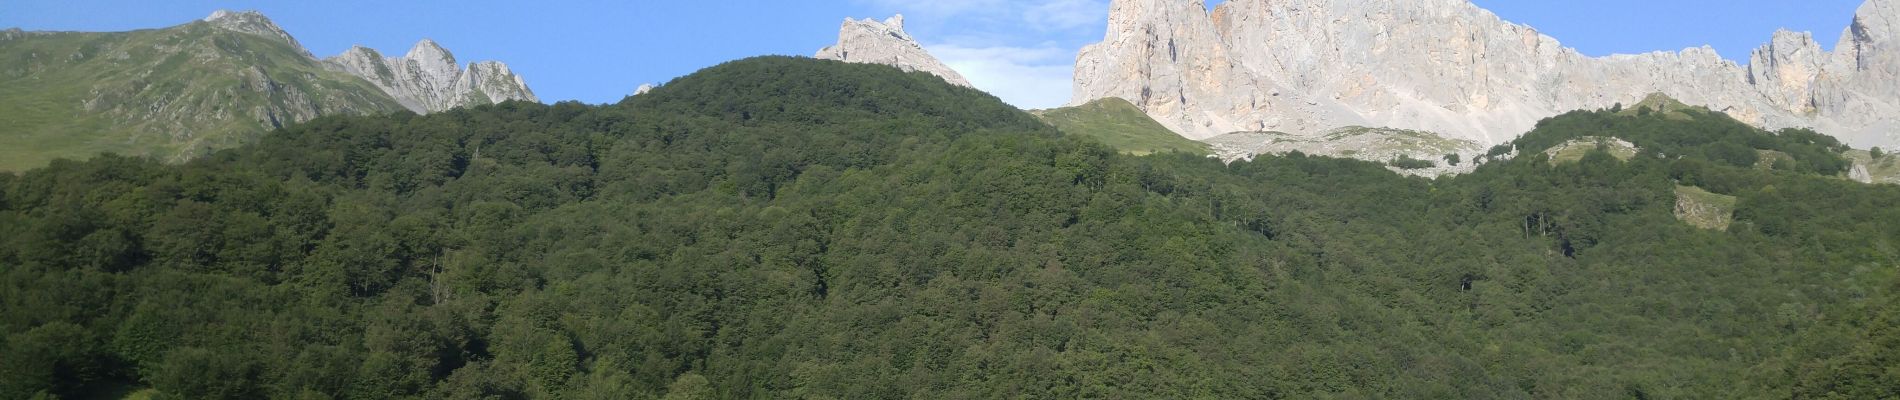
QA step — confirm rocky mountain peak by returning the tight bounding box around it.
[1748,30,1827,113]
[202,10,310,57]
[343,45,380,57]
[324,39,537,113]
[459,61,537,106]
[407,39,455,65]
[1075,0,1900,149]
[884,14,905,31]
[814,14,974,88]
[404,39,463,95]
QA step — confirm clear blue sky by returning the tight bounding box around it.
[2,0,1869,109]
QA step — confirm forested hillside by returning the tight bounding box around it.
[2,57,1896,399]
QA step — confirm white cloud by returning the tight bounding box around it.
[928,43,1076,109]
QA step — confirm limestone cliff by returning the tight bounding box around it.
[1073,0,1900,149]
[325,40,538,113]
[815,15,974,88]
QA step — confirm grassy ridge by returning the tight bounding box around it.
[0,23,403,171]
[1032,97,1207,156]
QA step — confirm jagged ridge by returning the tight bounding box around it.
[325,39,538,113]
[1073,0,1900,150]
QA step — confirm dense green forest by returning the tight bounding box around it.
[2,57,1897,399]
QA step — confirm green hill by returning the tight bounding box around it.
[1500,94,1853,176]
[0,21,404,172]
[1615,92,1704,120]
[1032,97,1207,155]
[2,57,1897,398]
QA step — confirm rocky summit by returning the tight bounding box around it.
[202,10,311,58]
[1073,0,1900,149]
[0,10,539,171]
[326,39,538,113]
[815,15,973,88]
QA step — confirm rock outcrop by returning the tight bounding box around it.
[325,40,538,113]
[201,9,537,114]
[815,15,973,87]
[1204,126,1484,177]
[203,10,311,57]
[1072,0,1900,149]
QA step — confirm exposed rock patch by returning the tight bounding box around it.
[1543,137,1641,164]
[815,15,973,88]
[1206,126,1484,177]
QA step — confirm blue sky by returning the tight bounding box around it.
[2,0,1868,109]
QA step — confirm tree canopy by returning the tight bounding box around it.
[1,57,1896,399]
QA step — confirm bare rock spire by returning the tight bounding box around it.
[815,14,974,88]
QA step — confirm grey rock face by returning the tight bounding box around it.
[1073,0,1900,149]
[325,40,538,113]
[815,15,974,87]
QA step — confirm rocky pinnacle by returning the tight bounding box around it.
[815,15,974,88]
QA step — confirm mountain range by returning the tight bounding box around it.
[5,5,1900,398]
[1067,0,1900,150]
[806,1,1899,179]
[0,10,535,171]
[8,3,1900,178]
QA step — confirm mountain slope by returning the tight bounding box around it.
[0,11,539,172]
[1074,0,1900,149]
[0,13,405,171]
[1032,97,1208,155]
[2,57,1896,399]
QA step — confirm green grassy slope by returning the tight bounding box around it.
[0,23,404,171]
[1502,94,1852,175]
[1845,149,1900,184]
[1615,92,1703,120]
[1032,97,1207,155]
[1674,185,1737,230]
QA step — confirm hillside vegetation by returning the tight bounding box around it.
[1032,97,1208,155]
[0,22,403,171]
[1,57,1897,399]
